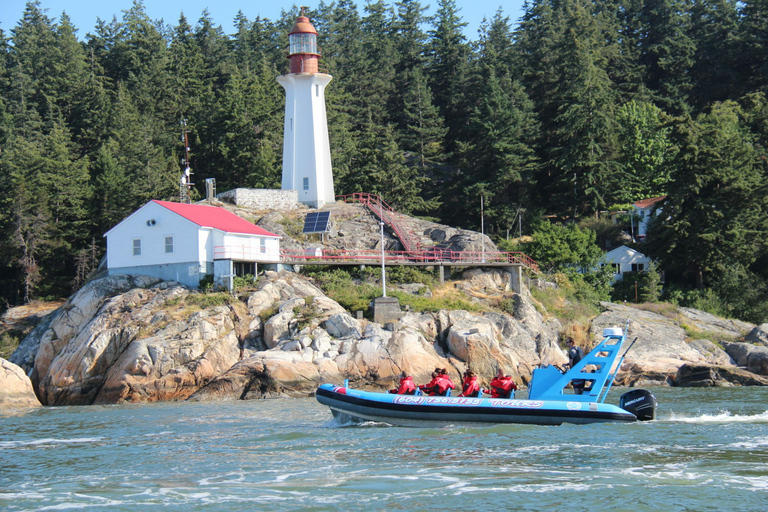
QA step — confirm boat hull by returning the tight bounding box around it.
[316,384,637,427]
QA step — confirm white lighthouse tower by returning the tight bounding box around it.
[278,12,335,208]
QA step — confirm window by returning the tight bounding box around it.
[132,239,141,256]
[631,263,645,272]
[613,264,621,274]
[315,84,320,97]
[165,236,174,254]
[260,238,267,254]
[303,177,309,190]
[289,33,318,55]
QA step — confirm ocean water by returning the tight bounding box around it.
[2,387,767,511]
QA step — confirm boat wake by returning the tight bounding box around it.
[665,410,768,424]
[323,412,391,429]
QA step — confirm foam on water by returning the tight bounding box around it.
[665,410,768,424]
[0,437,104,448]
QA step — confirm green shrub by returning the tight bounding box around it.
[233,274,257,291]
[199,274,214,291]
[1,332,22,359]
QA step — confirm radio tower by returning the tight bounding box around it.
[179,118,193,203]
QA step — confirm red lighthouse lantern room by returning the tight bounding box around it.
[288,13,320,74]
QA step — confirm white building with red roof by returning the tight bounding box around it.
[632,196,666,241]
[104,200,281,289]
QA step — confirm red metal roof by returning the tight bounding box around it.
[153,200,279,237]
[633,196,666,209]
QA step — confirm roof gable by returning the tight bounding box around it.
[153,200,279,237]
[633,196,666,209]
[602,245,650,263]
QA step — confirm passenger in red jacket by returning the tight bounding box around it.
[489,370,518,398]
[435,369,456,395]
[458,370,482,397]
[389,372,416,395]
[419,372,440,395]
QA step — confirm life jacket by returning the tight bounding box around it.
[396,376,416,395]
[459,376,481,397]
[489,376,506,398]
[501,376,517,396]
[419,376,440,396]
[435,374,455,395]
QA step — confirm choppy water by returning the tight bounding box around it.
[2,387,768,511]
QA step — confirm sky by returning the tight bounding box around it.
[1,0,527,41]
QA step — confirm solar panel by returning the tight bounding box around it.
[302,211,331,234]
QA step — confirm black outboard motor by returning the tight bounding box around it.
[620,389,657,421]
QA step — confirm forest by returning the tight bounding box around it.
[0,0,767,323]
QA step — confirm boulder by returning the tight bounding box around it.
[723,342,768,369]
[744,324,768,347]
[324,313,360,339]
[675,364,768,387]
[0,358,41,408]
[688,339,735,366]
[593,302,707,380]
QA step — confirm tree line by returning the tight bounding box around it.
[0,0,767,322]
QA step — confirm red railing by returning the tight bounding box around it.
[336,193,423,253]
[280,248,539,272]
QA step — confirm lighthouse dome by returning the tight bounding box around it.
[289,16,318,36]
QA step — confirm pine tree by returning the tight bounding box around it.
[638,0,696,115]
[738,0,768,94]
[426,0,471,151]
[690,0,741,109]
[646,101,768,289]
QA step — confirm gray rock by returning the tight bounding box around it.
[675,364,768,387]
[324,313,360,338]
[744,324,768,347]
[677,307,753,339]
[688,339,734,366]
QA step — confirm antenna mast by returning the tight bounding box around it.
[180,118,193,203]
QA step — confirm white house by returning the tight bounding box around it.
[600,245,653,281]
[632,196,665,241]
[105,200,281,289]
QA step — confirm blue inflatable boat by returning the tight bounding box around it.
[316,326,656,426]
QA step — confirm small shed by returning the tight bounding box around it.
[600,245,653,281]
[104,200,280,289]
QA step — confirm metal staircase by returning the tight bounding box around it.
[336,193,422,253]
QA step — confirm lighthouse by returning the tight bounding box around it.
[278,12,335,209]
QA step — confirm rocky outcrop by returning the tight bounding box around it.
[592,302,708,384]
[724,342,768,376]
[22,275,241,405]
[674,364,768,387]
[688,339,734,366]
[0,358,41,408]
[744,324,768,346]
[9,266,768,407]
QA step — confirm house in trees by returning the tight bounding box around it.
[632,196,666,241]
[105,200,281,290]
[600,245,653,281]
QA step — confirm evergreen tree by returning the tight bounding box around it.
[427,0,471,151]
[646,101,768,289]
[638,0,696,115]
[541,0,619,216]
[354,120,430,214]
[690,0,741,109]
[738,0,768,94]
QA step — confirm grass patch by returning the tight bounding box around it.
[1,331,23,359]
